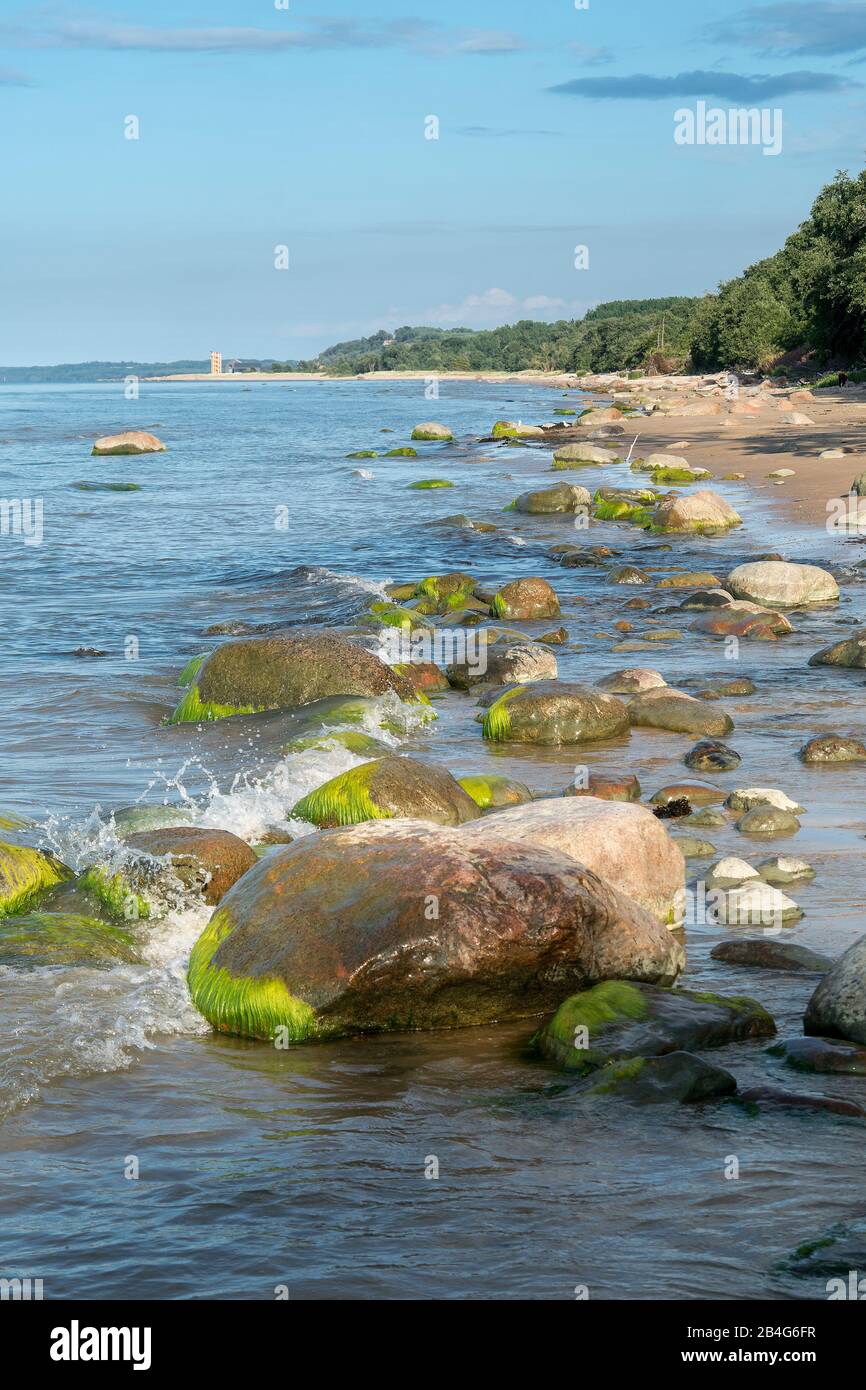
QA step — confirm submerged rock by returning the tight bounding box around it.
[460,796,684,921]
[739,1088,865,1119]
[770,1037,866,1075]
[123,827,257,905]
[735,805,801,837]
[482,681,629,746]
[170,632,416,723]
[782,1218,866,1280]
[712,940,830,972]
[628,688,734,737]
[187,820,683,1041]
[758,856,815,886]
[91,430,166,456]
[0,911,140,967]
[292,755,481,828]
[536,980,775,1073]
[805,934,866,1045]
[585,1051,737,1104]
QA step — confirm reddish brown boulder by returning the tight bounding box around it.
[124,827,257,904]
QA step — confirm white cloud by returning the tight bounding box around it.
[424,288,578,325]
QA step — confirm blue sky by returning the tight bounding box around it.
[1,0,864,363]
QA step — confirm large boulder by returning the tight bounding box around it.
[536,980,775,1072]
[460,796,684,921]
[726,561,838,609]
[92,430,166,455]
[170,632,415,723]
[652,490,741,532]
[514,483,591,514]
[491,578,560,621]
[809,629,866,669]
[482,681,629,745]
[123,827,257,905]
[0,842,71,916]
[627,687,733,737]
[805,934,866,1045]
[187,820,684,1041]
[292,755,481,828]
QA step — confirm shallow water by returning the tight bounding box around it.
[1,379,866,1299]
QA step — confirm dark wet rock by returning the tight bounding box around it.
[123,827,258,905]
[585,1051,737,1104]
[170,632,416,723]
[608,566,650,585]
[535,980,775,1073]
[623,596,652,610]
[738,1087,865,1119]
[491,577,560,621]
[800,734,866,764]
[677,589,734,611]
[712,940,832,973]
[538,627,569,645]
[684,739,741,772]
[628,688,734,737]
[482,681,629,746]
[566,772,641,802]
[203,620,258,636]
[769,1037,866,1074]
[736,805,801,837]
[292,755,481,829]
[808,628,866,668]
[805,934,866,1045]
[782,1218,866,1280]
[187,820,684,1041]
[703,677,757,697]
[70,646,107,657]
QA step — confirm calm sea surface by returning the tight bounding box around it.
[1,378,865,1299]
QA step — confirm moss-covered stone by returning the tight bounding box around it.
[385,446,418,458]
[188,908,318,1043]
[346,450,378,458]
[457,774,533,810]
[292,755,481,828]
[76,867,151,922]
[407,479,453,489]
[0,911,140,967]
[0,842,71,917]
[483,681,629,746]
[536,981,775,1073]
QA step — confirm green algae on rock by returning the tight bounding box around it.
[407,479,453,489]
[535,980,775,1073]
[170,632,416,724]
[490,577,560,621]
[0,911,140,968]
[483,681,629,745]
[385,446,418,457]
[0,842,71,917]
[187,819,683,1042]
[457,774,533,810]
[411,423,453,441]
[177,653,208,688]
[292,755,481,828]
[76,867,151,922]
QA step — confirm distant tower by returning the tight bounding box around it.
[210,350,222,376]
